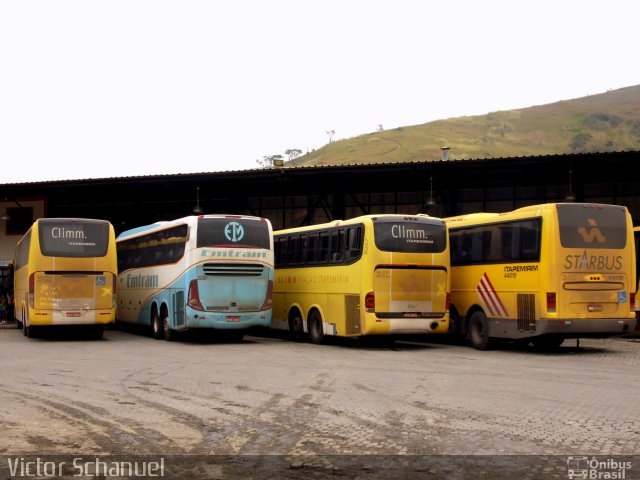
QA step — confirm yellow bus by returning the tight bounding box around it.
[446,203,636,350]
[272,214,450,344]
[14,218,117,338]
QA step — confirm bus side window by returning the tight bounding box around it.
[469,230,484,263]
[330,230,344,263]
[289,235,300,265]
[449,230,465,265]
[318,232,330,263]
[275,237,284,267]
[485,228,500,262]
[346,226,362,259]
[500,227,515,261]
[519,220,541,261]
[306,233,319,264]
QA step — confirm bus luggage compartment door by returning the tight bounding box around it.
[373,266,447,317]
[344,295,361,335]
[173,290,186,327]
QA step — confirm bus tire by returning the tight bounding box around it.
[468,311,491,350]
[25,324,37,339]
[532,335,564,351]
[309,310,325,345]
[151,311,164,340]
[90,325,105,340]
[288,310,306,342]
[162,311,174,341]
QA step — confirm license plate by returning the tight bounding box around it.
[66,312,81,317]
[588,304,603,312]
[226,316,240,322]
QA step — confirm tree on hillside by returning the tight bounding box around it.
[570,132,593,152]
[326,130,335,143]
[285,149,302,161]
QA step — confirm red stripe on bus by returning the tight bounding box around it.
[481,273,508,316]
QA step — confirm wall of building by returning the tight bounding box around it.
[0,199,46,262]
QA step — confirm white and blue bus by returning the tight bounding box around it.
[116,215,274,340]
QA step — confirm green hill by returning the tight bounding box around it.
[289,85,640,167]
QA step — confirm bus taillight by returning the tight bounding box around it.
[29,273,35,308]
[631,292,636,312]
[365,291,375,312]
[188,279,205,311]
[260,280,273,311]
[547,292,557,313]
[446,292,451,312]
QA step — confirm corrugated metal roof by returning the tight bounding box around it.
[1,149,637,187]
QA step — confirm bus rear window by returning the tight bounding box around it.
[197,218,271,249]
[39,219,110,257]
[373,217,446,253]
[557,204,627,249]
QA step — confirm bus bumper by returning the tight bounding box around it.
[535,317,636,337]
[185,311,272,329]
[385,316,449,334]
[30,309,116,326]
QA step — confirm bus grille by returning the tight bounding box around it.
[203,263,264,276]
[517,294,536,333]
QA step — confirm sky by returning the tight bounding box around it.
[1,0,639,183]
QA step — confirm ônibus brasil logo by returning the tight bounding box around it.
[567,456,632,479]
[224,222,245,243]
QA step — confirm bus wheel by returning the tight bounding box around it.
[468,311,491,350]
[151,311,164,340]
[162,312,174,341]
[25,324,37,339]
[288,311,305,342]
[309,311,325,345]
[532,335,564,351]
[90,325,105,340]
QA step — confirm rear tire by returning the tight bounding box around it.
[289,310,306,342]
[162,311,174,341]
[308,310,325,345]
[468,311,491,350]
[151,311,164,340]
[89,325,104,339]
[25,324,37,339]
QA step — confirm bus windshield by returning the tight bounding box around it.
[38,219,110,257]
[373,217,446,253]
[196,217,271,249]
[557,203,627,250]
